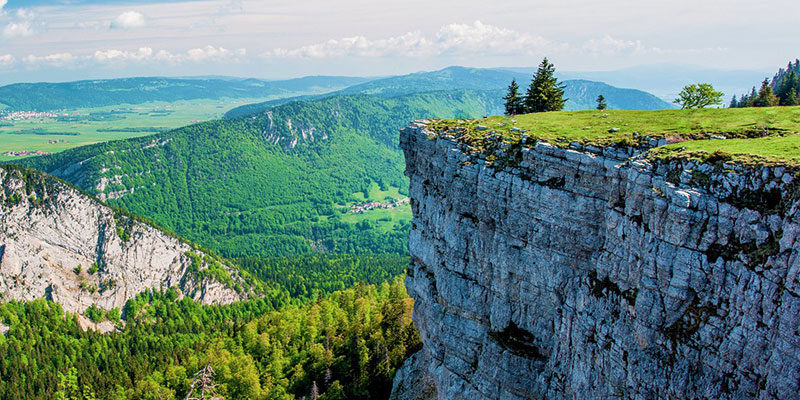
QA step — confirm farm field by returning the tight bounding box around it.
[0,97,269,161]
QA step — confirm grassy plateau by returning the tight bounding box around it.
[428,106,800,166]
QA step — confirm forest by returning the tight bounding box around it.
[0,276,418,400]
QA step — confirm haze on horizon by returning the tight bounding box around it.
[0,0,796,85]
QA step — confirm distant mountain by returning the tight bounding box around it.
[226,66,672,118]
[562,79,674,110]
[18,89,504,258]
[0,75,373,111]
[517,64,772,102]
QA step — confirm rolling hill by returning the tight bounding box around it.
[225,66,673,118]
[0,75,373,110]
[18,89,504,258]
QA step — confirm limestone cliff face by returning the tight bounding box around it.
[0,166,246,315]
[395,121,800,399]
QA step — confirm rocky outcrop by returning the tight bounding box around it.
[0,165,246,315]
[394,121,800,399]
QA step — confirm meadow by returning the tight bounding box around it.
[430,106,800,166]
[0,97,270,161]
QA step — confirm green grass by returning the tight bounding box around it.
[340,203,412,234]
[352,183,405,202]
[0,97,271,161]
[650,134,800,166]
[429,106,800,166]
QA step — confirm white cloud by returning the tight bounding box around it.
[582,34,650,56]
[110,11,146,29]
[263,21,561,59]
[89,45,246,65]
[0,54,14,67]
[3,21,33,38]
[23,53,77,67]
[0,0,6,11]
[93,47,153,63]
[186,45,244,62]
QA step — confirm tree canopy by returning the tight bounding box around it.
[673,83,724,109]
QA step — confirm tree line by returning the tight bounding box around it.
[730,59,800,108]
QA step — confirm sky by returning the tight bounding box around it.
[0,0,797,84]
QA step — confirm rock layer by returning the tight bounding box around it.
[0,166,245,314]
[395,121,800,399]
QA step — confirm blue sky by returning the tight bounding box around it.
[0,0,796,84]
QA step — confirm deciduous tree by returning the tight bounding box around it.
[673,83,724,109]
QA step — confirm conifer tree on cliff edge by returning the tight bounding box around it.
[523,57,567,113]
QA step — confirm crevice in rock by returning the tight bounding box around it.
[488,321,547,361]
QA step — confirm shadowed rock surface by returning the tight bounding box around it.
[392,120,800,399]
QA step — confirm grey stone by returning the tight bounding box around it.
[393,121,800,400]
[0,168,247,316]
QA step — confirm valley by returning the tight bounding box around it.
[0,98,268,161]
[2,58,799,400]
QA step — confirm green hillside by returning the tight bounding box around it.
[225,66,673,119]
[19,90,504,258]
[0,76,371,111]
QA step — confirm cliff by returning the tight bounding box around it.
[0,165,246,315]
[393,120,800,399]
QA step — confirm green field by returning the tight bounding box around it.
[352,182,406,202]
[0,98,271,162]
[430,106,800,166]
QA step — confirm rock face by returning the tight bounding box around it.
[0,165,245,314]
[394,121,800,399]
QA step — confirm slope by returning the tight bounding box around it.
[0,164,248,315]
[18,90,504,258]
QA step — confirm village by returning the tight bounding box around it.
[1,110,67,122]
[348,197,409,214]
[1,150,53,157]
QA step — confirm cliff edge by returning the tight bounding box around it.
[394,120,800,399]
[0,165,247,315]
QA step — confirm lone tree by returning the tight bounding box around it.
[503,79,524,115]
[596,94,607,110]
[524,57,567,113]
[674,83,724,109]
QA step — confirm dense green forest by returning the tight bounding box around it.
[0,76,371,111]
[20,90,503,258]
[0,277,418,400]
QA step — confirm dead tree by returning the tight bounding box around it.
[184,364,223,400]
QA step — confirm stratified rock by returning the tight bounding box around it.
[0,165,246,315]
[393,120,800,399]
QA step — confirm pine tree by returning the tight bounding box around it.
[596,95,607,110]
[778,71,800,105]
[503,79,524,115]
[745,87,757,107]
[524,57,567,113]
[754,78,779,107]
[787,88,799,106]
[729,95,738,108]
